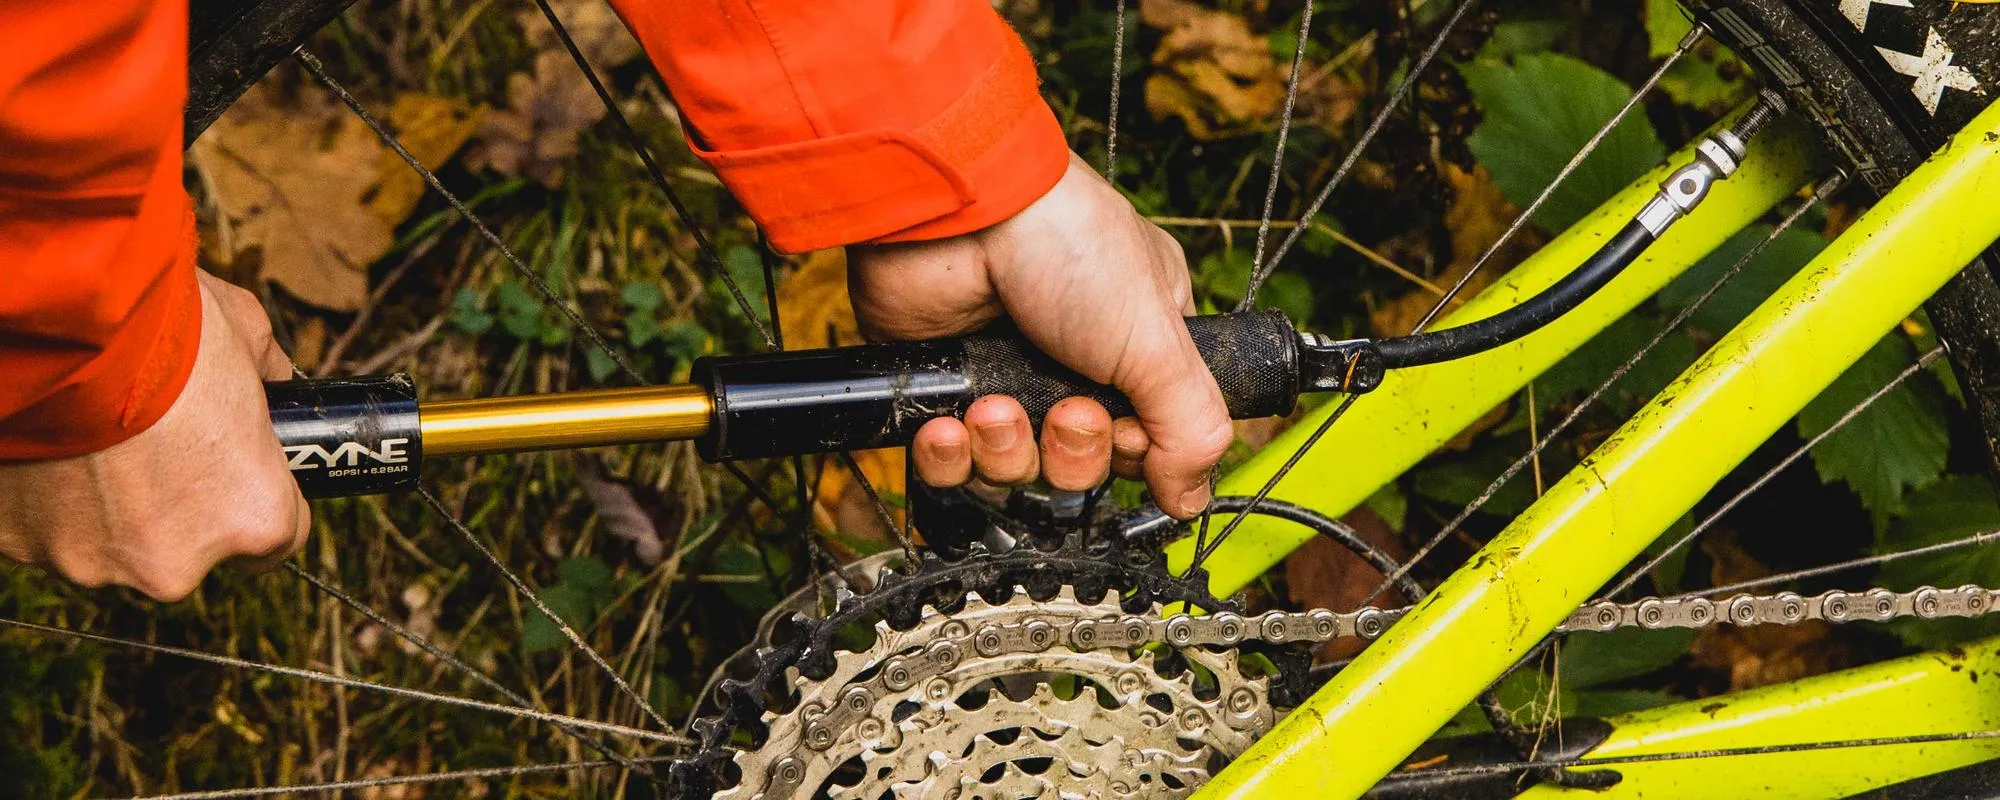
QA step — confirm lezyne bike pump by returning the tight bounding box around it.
[268,95,1788,498]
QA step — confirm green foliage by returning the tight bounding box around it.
[1462,53,1666,231]
[1798,334,1952,518]
[1196,249,1316,324]
[494,279,571,347]
[1877,476,2000,647]
[711,540,789,612]
[1451,627,1691,734]
[1645,0,1754,110]
[522,556,616,654]
[0,633,91,799]
[1411,447,1537,519]
[448,287,495,335]
[1534,313,1699,407]
[1658,224,1825,336]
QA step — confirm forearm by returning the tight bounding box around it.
[606,0,1070,252]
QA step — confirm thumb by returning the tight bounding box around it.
[1118,311,1233,520]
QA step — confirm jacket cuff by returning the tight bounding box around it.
[692,26,1069,253]
[0,206,202,461]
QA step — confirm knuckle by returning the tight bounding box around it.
[132,567,199,602]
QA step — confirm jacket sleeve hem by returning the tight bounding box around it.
[690,20,1070,253]
[0,211,202,462]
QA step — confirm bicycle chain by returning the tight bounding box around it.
[1044,583,2000,651]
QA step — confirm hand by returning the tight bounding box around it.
[0,271,309,600]
[848,152,1232,519]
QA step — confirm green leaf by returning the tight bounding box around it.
[1574,689,1681,717]
[1643,0,1695,57]
[521,557,615,654]
[1546,314,1701,408]
[448,288,494,336]
[1363,483,1409,531]
[625,311,661,348]
[1557,627,1695,690]
[585,348,620,384]
[1411,450,1536,518]
[1646,0,1753,110]
[711,540,780,611]
[1478,18,1572,62]
[659,321,709,364]
[1462,53,1666,232]
[1658,225,1825,337]
[1877,475,2000,647]
[496,281,546,341]
[1797,335,1951,516]
[621,281,664,312]
[715,245,771,322]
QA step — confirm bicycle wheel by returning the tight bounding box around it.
[2,1,1996,798]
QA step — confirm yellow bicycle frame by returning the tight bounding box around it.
[1190,99,2000,798]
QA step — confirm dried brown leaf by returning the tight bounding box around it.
[1285,507,1405,661]
[1367,163,1527,338]
[1688,532,1853,691]
[195,85,390,311]
[1141,0,1284,140]
[195,84,479,311]
[369,94,485,224]
[1139,0,1357,140]
[577,458,665,566]
[467,50,609,187]
[468,1,643,188]
[522,0,641,69]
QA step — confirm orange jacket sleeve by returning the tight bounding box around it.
[607,0,1070,253]
[0,0,203,461]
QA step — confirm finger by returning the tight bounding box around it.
[1111,417,1149,481]
[198,271,295,380]
[912,417,974,487]
[1120,315,1233,520]
[965,395,1038,486]
[1039,397,1112,491]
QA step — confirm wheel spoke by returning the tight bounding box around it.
[109,756,675,800]
[1670,525,2000,600]
[1361,175,1842,607]
[1403,25,1706,336]
[1606,345,1946,599]
[1239,0,1482,306]
[1248,1,1318,272]
[286,564,644,768]
[0,617,686,746]
[296,48,644,386]
[1105,0,1129,179]
[1187,393,1362,571]
[529,0,776,348]
[418,487,675,731]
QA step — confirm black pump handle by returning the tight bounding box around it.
[691,310,1305,460]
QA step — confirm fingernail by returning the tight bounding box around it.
[977,420,1020,450]
[930,438,965,463]
[1052,424,1096,455]
[1177,485,1211,517]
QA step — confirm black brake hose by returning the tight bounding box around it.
[1372,220,1657,369]
[1369,91,1787,371]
